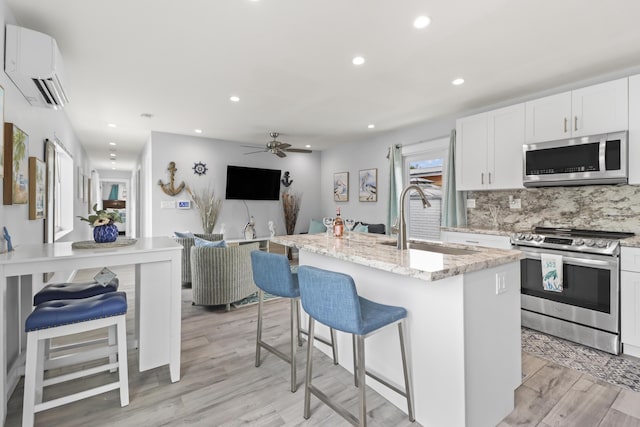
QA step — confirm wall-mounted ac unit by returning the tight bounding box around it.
[4,24,69,109]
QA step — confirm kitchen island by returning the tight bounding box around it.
[271,232,522,427]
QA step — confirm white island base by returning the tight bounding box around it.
[299,250,521,427]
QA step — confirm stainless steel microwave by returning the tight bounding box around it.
[523,131,628,187]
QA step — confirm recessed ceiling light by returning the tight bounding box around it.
[110,153,116,157]
[352,56,365,66]
[452,78,465,86]
[230,96,240,102]
[194,129,203,134]
[367,124,375,129]
[109,142,116,146]
[140,113,154,118]
[108,123,116,128]
[112,167,116,170]
[413,16,431,29]
[305,144,311,148]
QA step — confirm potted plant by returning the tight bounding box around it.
[78,204,123,243]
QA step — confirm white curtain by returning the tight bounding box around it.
[442,129,467,227]
[386,145,403,233]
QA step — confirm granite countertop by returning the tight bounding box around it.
[621,236,640,248]
[271,232,522,282]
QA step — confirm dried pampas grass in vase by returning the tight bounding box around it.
[282,189,301,236]
[186,185,222,234]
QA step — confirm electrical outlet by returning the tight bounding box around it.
[467,199,476,209]
[509,198,521,209]
[495,272,507,295]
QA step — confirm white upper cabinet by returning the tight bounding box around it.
[629,74,640,185]
[525,78,628,143]
[456,103,525,191]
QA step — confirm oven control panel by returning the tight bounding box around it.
[511,233,619,255]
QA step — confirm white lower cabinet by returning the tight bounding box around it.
[441,230,512,250]
[621,247,640,357]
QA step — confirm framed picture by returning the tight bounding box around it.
[359,168,377,202]
[77,167,84,199]
[83,175,88,202]
[3,123,29,205]
[0,85,4,179]
[333,172,348,202]
[87,177,92,213]
[29,157,46,220]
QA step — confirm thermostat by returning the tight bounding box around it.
[177,200,191,209]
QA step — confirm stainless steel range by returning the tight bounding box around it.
[511,227,634,354]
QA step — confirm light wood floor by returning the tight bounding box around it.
[5,265,640,426]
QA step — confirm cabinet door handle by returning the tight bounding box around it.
[481,173,484,184]
[465,240,480,244]
[488,172,492,184]
[574,116,578,132]
[564,117,568,133]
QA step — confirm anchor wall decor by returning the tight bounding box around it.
[158,161,186,196]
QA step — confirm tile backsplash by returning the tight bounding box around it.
[466,184,640,234]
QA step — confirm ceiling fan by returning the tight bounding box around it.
[244,132,312,158]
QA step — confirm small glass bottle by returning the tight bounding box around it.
[333,207,344,238]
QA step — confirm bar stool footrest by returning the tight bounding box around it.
[34,382,121,413]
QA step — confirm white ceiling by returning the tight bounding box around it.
[6,0,640,171]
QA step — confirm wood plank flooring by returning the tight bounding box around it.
[5,265,640,426]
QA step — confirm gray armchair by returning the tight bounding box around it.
[173,233,224,285]
[190,242,259,310]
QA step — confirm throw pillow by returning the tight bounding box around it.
[309,218,327,234]
[354,224,369,233]
[174,231,195,238]
[194,236,228,248]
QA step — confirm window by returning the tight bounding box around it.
[45,138,73,241]
[402,137,449,241]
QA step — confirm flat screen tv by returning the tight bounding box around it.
[225,165,281,200]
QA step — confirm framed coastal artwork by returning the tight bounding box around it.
[0,85,4,179]
[29,157,46,220]
[3,123,29,205]
[359,168,377,202]
[333,172,348,202]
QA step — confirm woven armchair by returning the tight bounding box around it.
[190,242,259,310]
[173,233,224,285]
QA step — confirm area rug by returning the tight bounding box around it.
[233,292,280,308]
[522,327,640,392]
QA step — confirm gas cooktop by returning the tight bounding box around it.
[511,227,635,256]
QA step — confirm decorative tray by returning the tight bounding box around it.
[72,238,138,249]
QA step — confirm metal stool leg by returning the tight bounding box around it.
[303,317,315,419]
[330,328,338,365]
[255,289,264,367]
[356,335,367,427]
[296,299,303,347]
[352,334,358,387]
[290,298,298,392]
[399,321,415,422]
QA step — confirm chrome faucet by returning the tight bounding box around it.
[397,184,430,249]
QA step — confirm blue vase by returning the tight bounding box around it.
[93,224,118,243]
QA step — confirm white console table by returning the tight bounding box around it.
[0,237,182,423]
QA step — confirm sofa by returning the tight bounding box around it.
[173,233,224,285]
[190,242,259,310]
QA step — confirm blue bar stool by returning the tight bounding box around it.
[33,278,119,305]
[251,251,338,393]
[32,278,120,369]
[298,265,415,426]
[22,292,129,427]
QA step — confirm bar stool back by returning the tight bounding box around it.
[251,251,338,393]
[22,292,129,427]
[298,265,414,426]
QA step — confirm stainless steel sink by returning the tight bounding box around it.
[379,240,478,255]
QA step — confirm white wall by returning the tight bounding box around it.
[1,3,94,247]
[144,131,321,239]
[320,118,456,228]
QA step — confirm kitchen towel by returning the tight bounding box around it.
[541,253,563,292]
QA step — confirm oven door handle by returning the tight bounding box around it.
[522,252,616,269]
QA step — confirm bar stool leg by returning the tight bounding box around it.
[330,328,338,365]
[399,321,415,422]
[303,317,315,420]
[117,316,130,407]
[290,298,298,393]
[356,335,367,427]
[108,325,117,373]
[296,299,303,347]
[352,334,358,387]
[22,333,38,427]
[255,290,264,367]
